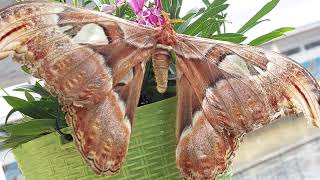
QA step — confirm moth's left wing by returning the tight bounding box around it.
[174,34,320,179]
[0,2,155,175]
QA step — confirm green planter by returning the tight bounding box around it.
[12,97,232,179]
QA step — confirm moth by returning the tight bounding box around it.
[0,2,320,180]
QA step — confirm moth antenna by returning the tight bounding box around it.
[161,11,184,25]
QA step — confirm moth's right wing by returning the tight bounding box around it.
[174,34,320,179]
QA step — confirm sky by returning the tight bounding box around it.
[181,0,320,40]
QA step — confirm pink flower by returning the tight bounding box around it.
[128,0,164,27]
[128,0,145,14]
[100,4,116,14]
[117,0,126,6]
[100,0,126,14]
[154,0,162,10]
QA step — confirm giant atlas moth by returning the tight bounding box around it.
[0,1,319,180]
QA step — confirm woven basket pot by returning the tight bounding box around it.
[12,98,232,180]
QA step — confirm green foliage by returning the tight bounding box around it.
[14,81,51,98]
[237,0,280,34]
[249,27,295,46]
[161,0,183,19]
[0,135,38,151]
[3,96,57,120]
[171,0,293,45]
[182,4,229,36]
[1,118,56,136]
[0,81,67,150]
[212,33,247,43]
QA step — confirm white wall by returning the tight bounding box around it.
[262,26,320,63]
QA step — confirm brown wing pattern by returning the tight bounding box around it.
[174,35,320,179]
[175,61,241,179]
[1,1,320,180]
[0,2,155,174]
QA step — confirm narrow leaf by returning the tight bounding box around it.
[175,9,201,33]
[3,96,57,119]
[73,0,79,6]
[3,96,28,109]
[0,135,38,150]
[211,0,227,7]
[184,4,229,35]
[14,82,50,98]
[249,27,295,46]
[211,33,247,43]
[161,0,170,14]
[1,119,56,136]
[21,65,31,74]
[237,0,280,34]
[25,91,35,101]
[171,0,178,18]
[5,109,18,125]
[202,0,210,6]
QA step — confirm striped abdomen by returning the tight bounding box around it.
[152,46,171,93]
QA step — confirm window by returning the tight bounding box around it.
[305,40,320,50]
[281,47,301,56]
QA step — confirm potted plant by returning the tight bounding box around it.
[0,0,293,179]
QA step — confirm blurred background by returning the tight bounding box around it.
[0,0,320,179]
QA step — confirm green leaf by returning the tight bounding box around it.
[249,27,295,46]
[171,0,178,18]
[169,50,177,77]
[14,81,50,98]
[1,119,56,136]
[3,96,58,119]
[175,0,183,19]
[161,0,170,15]
[21,65,31,74]
[211,33,247,43]
[0,135,38,150]
[175,8,202,33]
[184,4,229,35]
[3,96,27,109]
[5,109,17,125]
[200,18,215,37]
[0,133,9,140]
[211,0,227,7]
[161,0,183,19]
[3,96,57,109]
[237,0,280,34]
[202,0,211,7]
[73,0,79,6]
[199,14,226,37]
[25,91,35,101]
[83,0,93,7]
